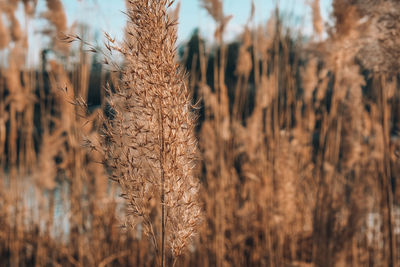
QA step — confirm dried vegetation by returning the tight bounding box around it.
[0,0,399,266]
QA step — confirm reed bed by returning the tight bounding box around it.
[0,0,399,266]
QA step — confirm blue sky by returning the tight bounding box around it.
[23,0,332,67]
[58,0,333,44]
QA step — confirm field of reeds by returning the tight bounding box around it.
[0,0,399,266]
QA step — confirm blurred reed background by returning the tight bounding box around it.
[0,0,399,266]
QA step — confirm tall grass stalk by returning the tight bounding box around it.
[100,0,201,265]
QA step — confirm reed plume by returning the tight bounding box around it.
[0,8,10,50]
[311,0,323,37]
[100,0,201,265]
[43,0,69,54]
